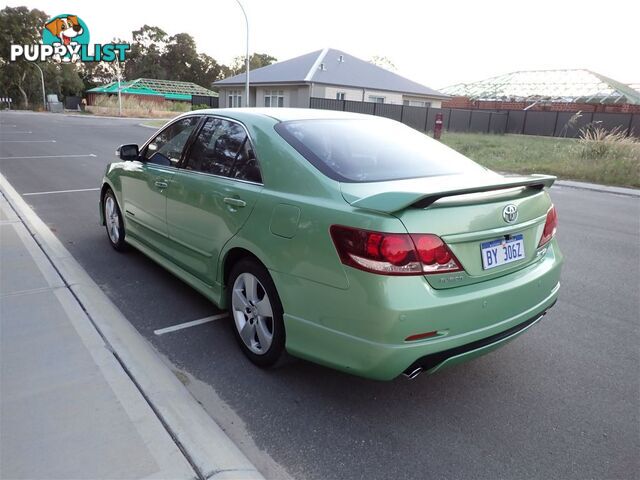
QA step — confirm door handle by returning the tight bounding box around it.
[223,197,246,208]
[154,180,168,189]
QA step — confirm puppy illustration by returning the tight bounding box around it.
[45,16,83,62]
[45,16,83,45]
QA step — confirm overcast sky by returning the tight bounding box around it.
[9,0,638,88]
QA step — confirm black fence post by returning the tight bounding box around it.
[400,105,405,123]
[424,107,430,132]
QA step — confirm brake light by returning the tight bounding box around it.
[330,225,462,276]
[538,205,558,247]
[411,233,461,273]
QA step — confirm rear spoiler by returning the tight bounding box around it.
[349,175,556,213]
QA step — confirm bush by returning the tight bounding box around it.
[578,126,639,160]
[191,103,212,111]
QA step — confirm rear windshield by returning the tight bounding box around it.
[274,118,486,183]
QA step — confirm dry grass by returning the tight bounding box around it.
[87,95,189,118]
[440,130,640,188]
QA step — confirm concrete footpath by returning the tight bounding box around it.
[0,175,263,479]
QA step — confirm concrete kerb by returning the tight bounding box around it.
[0,172,264,480]
[554,180,639,197]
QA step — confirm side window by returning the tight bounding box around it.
[144,117,200,166]
[231,138,262,183]
[184,118,262,183]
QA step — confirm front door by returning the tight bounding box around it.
[166,116,263,284]
[121,116,200,252]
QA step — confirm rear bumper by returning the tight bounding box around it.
[274,239,563,380]
[403,300,555,377]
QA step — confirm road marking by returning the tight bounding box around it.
[0,153,95,160]
[153,313,228,336]
[0,125,17,127]
[1,140,56,143]
[22,187,100,196]
[1,130,32,133]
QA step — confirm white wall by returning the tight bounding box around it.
[362,89,403,104]
[255,86,303,108]
[321,85,364,101]
[218,85,442,108]
[313,84,442,106]
[403,95,443,108]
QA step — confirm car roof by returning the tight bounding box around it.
[184,107,377,123]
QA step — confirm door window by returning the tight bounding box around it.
[184,118,262,183]
[144,117,200,166]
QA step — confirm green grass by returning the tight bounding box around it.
[440,132,640,188]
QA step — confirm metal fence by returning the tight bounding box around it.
[192,95,219,108]
[309,97,639,138]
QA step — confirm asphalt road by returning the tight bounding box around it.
[1,111,638,480]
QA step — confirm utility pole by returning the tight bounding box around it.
[234,0,250,107]
[33,63,46,111]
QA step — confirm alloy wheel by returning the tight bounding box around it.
[231,272,274,355]
[104,195,120,244]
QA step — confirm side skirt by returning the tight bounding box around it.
[125,235,224,308]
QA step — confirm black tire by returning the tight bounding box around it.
[227,258,285,367]
[103,188,127,251]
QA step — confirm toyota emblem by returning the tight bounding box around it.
[502,204,518,223]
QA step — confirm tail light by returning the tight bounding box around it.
[330,225,462,276]
[538,205,558,247]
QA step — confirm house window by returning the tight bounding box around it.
[228,90,242,108]
[336,92,346,100]
[368,96,385,104]
[403,100,432,107]
[264,90,284,107]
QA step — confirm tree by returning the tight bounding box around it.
[161,32,200,82]
[0,6,49,108]
[226,53,277,77]
[0,6,86,108]
[193,53,226,86]
[124,25,168,80]
[80,37,127,90]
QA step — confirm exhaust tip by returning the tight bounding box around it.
[403,367,423,380]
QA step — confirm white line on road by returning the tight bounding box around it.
[153,313,228,336]
[1,130,32,133]
[0,125,17,127]
[0,153,96,159]
[22,187,100,196]
[1,140,56,143]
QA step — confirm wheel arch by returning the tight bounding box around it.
[222,247,268,288]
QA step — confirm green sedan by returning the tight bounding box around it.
[100,108,563,380]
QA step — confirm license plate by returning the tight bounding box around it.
[480,234,525,270]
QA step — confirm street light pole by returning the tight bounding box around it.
[234,0,250,107]
[115,58,123,117]
[32,63,46,111]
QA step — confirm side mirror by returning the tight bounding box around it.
[116,144,139,161]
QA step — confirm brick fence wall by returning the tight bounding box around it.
[442,96,640,114]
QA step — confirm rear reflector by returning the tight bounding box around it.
[405,331,438,342]
[330,225,462,276]
[538,205,558,247]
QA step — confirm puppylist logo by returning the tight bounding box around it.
[10,14,129,63]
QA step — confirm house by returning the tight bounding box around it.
[441,70,640,114]
[86,78,218,106]
[214,48,448,109]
